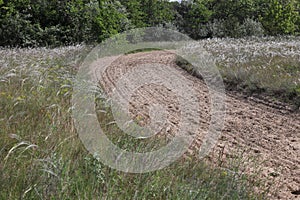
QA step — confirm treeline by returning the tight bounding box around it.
[0,0,299,47]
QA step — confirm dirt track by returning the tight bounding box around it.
[95,51,299,199]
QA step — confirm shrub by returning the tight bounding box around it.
[204,18,264,38]
[205,19,226,38]
[259,0,299,35]
[238,18,265,37]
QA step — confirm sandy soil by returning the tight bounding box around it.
[94,51,299,199]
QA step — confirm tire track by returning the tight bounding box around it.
[95,51,299,200]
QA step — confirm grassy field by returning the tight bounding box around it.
[1,36,299,199]
[203,37,300,109]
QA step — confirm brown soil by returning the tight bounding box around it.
[94,51,299,200]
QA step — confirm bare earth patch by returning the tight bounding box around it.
[95,51,299,200]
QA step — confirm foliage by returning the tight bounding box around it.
[120,0,145,28]
[0,0,130,47]
[140,0,175,26]
[200,0,260,38]
[174,0,299,38]
[258,0,300,35]
[203,18,264,38]
[0,0,300,46]
[176,0,213,39]
[210,0,258,24]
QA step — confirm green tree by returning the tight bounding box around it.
[259,0,299,35]
[140,0,175,26]
[92,0,130,41]
[120,0,145,28]
[210,0,258,21]
[208,0,259,37]
[296,0,300,34]
[0,0,131,46]
[176,0,212,39]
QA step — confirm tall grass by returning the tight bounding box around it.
[201,37,300,109]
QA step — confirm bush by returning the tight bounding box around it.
[238,18,265,37]
[259,0,299,35]
[176,0,212,39]
[205,19,227,38]
[203,18,264,38]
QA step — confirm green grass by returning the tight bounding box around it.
[125,47,163,55]
[0,46,270,199]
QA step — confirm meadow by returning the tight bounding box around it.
[1,36,299,199]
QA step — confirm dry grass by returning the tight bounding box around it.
[201,37,300,109]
